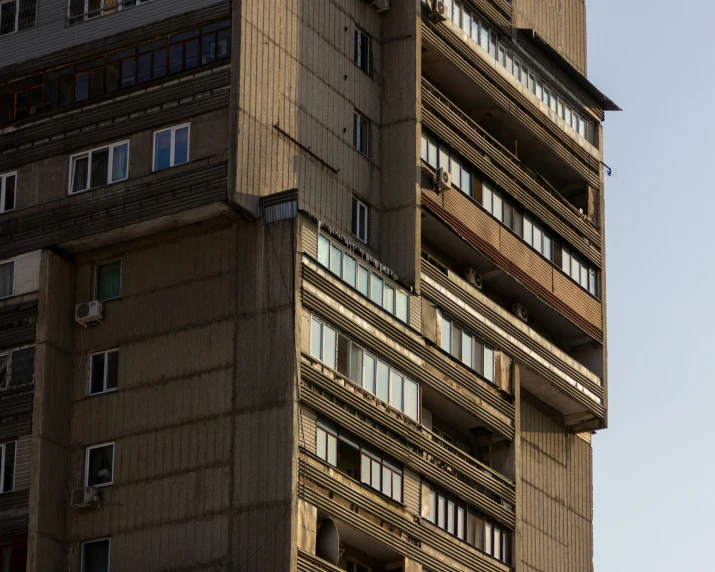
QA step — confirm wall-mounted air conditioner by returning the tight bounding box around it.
[430,0,448,21]
[464,268,483,290]
[436,167,452,191]
[71,486,99,509]
[75,300,103,327]
[512,303,528,323]
[371,0,389,12]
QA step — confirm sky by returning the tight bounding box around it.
[587,0,715,570]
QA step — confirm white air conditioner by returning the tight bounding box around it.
[75,300,103,326]
[71,486,99,509]
[430,0,448,21]
[436,167,452,191]
[464,268,483,290]
[371,0,389,12]
[512,303,528,323]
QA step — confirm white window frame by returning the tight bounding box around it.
[0,171,16,214]
[0,0,27,35]
[353,111,370,157]
[88,348,119,396]
[352,197,368,244]
[69,140,130,195]
[354,26,371,74]
[84,441,115,488]
[81,537,111,572]
[94,258,122,302]
[0,259,14,300]
[0,440,16,494]
[152,123,191,172]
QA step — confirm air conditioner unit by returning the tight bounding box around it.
[71,486,99,509]
[512,303,528,323]
[430,0,448,21]
[464,268,483,289]
[75,300,103,327]
[436,167,452,191]
[371,0,389,12]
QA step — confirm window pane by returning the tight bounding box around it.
[323,325,336,369]
[392,472,402,501]
[83,540,110,572]
[396,291,408,323]
[327,434,337,466]
[317,235,330,267]
[371,458,380,488]
[382,466,391,496]
[111,143,129,182]
[96,260,121,301]
[438,495,445,528]
[349,343,363,385]
[376,360,389,402]
[482,183,492,212]
[493,193,503,221]
[107,63,121,92]
[90,352,106,394]
[343,255,356,288]
[428,488,437,521]
[174,126,189,165]
[72,156,89,193]
[461,332,472,368]
[217,29,231,59]
[106,350,118,390]
[457,506,465,539]
[428,140,437,167]
[316,428,327,460]
[202,33,216,64]
[390,371,403,411]
[447,500,455,534]
[138,52,152,83]
[523,216,533,245]
[357,266,369,296]
[421,136,428,161]
[360,453,370,485]
[384,284,395,314]
[75,72,89,102]
[370,274,383,306]
[3,175,15,212]
[485,522,493,553]
[152,48,167,79]
[330,245,342,277]
[90,148,109,188]
[154,130,172,171]
[483,346,495,382]
[186,38,200,69]
[0,262,13,299]
[121,58,135,88]
[363,354,376,394]
[90,67,105,98]
[404,378,418,421]
[310,317,322,359]
[87,444,113,486]
[440,316,451,352]
[170,44,184,74]
[2,442,14,492]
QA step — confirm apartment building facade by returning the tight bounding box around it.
[0,0,616,571]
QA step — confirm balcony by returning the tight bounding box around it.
[420,16,602,197]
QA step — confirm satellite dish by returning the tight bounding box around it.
[315,518,340,565]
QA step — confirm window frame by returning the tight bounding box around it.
[426,481,467,540]
[0,0,35,36]
[88,348,119,396]
[81,537,111,572]
[0,344,35,391]
[354,26,371,75]
[0,259,14,300]
[68,140,130,195]
[0,440,16,494]
[94,259,122,302]
[0,171,16,214]
[152,123,191,172]
[84,441,115,488]
[353,111,370,158]
[352,197,368,244]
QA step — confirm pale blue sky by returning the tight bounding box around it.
[588,0,715,569]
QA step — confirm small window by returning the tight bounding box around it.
[0,441,15,493]
[85,442,115,487]
[81,538,110,572]
[353,111,369,157]
[89,349,118,395]
[352,197,368,243]
[0,172,16,213]
[0,345,35,390]
[153,124,190,171]
[0,0,36,36]
[95,260,121,301]
[0,260,14,299]
[354,27,370,74]
[69,141,129,194]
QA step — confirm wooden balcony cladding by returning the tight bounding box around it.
[301,256,515,438]
[422,80,601,259]
[300,456,511,572]
[421,264,604,419]
[421,22,601,189]
[0,301,37,350]
[0,514,28,538]
[0,67,230,171]
[0,161,227,259]
[421,187,603,342]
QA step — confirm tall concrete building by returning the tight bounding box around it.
[0,0,617,570]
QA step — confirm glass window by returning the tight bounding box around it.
[383,284,395,315]
[323,325,336,369]
[404,378,418,420]
[440,315,451,353]
[390,371,404,411]
[461,331,472,368]
[370,274,383,306]
[343,255,356,288]
[354,28,371,74]
[376,360,389,402]
[396,291,408,323]
[81,538,110,572]
[483,345,495,382]
[352,197,368,243]
[310,317,322,359]
[428,139,437,167]
[70,142,129,194]
[330,245,342,277]
[317,235,330,267]
[493,192,503,222]
[0,441,15,493]
[353,112,369,157]
[95,260,121,301]
[0,261,13,299]
[153,124,190,171]
[363,353,376,394]
[0,172,16,213]
[357,265,369,297]
[85,442,114,487]
[89,349,119,395]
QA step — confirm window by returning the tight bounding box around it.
[420,133,471,195]
[0,172,16,213]
[0,20,231,126]
[352,197,368,244]
[0,441,15,494]
[0,345,35,390]
[81,538,110,572]
[354,111,369,157]
[361,445,402,501]
[95,260,121,301]
[562,248,598,296]
[310,316,337,370]
[485,520,510,563]
[354,27,370,74]
[0,261,13,299]
[0,0,35,36]
[85,442,114,487]
[89,349,118,395]
[347,559,370,572]
[153,124,190,171]
[523,214,552,261]
[316,420,338,467]
[70,141,129,194]
[316,235,409,323]
[69,0,148,24]
[426,482,467,540]
[440,314,497,384]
